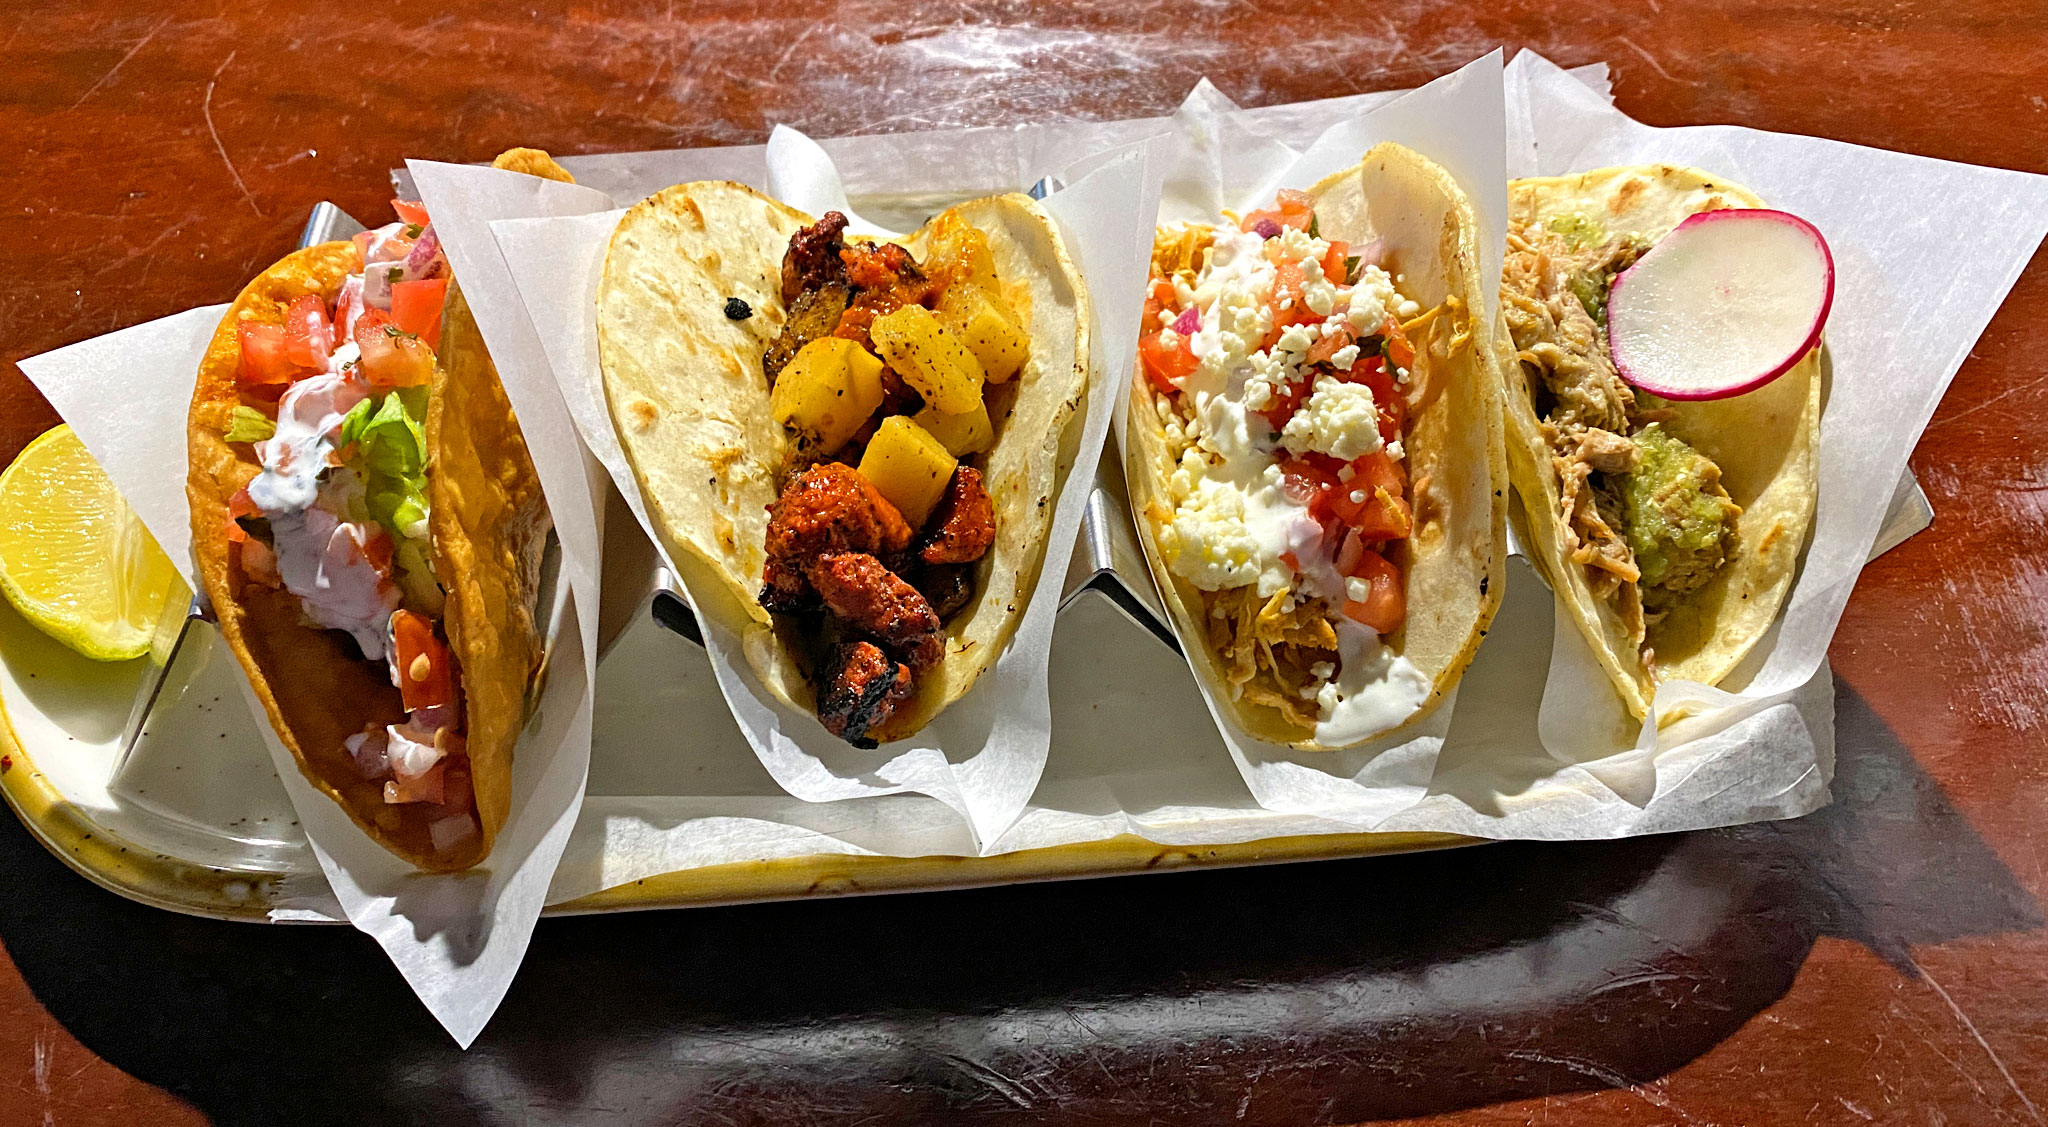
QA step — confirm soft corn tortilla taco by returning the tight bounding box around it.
[1126,142,1506,751]
[596,182,1087,744]
[1500,164,1822,719]
[188,154,560,870]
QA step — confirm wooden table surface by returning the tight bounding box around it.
[4,2,2046,1124]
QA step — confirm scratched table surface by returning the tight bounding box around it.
[4,2,2047,1124]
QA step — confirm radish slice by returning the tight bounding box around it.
[1607,208,1833,401]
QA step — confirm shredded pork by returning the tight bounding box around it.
[1503,228,1656,646]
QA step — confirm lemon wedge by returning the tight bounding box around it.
[0,424,185,661]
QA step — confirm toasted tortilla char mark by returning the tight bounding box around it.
[627,399,658,430]
[1609,176,1648,214]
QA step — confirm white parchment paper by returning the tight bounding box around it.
[17,202,604,1046]
[1503,50,2048,801]
[479,130,1153,848]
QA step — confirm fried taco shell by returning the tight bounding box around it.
[188,255,548,871]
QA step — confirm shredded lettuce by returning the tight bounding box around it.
[337,387,431,543]
[223,405,276,443]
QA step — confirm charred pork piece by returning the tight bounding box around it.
[757,555,816,613]
[818,641,913,747]
[758,463,914,614]
[915,563,974,619]
[763,282,851,384]
[920,466,996,565]
[779,211,850,303]
[804,550,945,672]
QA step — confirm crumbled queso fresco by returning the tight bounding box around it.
[1156,224,1419,603]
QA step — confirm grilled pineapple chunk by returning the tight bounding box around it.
[870,305,984,414]
[769,338,885,456]
[859,416,957,527]
[913,401,992,457]
[938,284,1029,384]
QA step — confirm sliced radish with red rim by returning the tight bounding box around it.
[1607,208,1834,401]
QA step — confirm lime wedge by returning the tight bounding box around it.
[0,424,185,661]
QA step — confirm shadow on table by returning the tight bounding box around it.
[0,682,2036,1127]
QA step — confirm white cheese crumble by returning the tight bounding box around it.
[1279,377,1384,462]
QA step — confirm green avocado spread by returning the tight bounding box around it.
[1547,212,1606,249]
[1623,424,1740,598]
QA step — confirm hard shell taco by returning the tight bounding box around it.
[1127,142,1507,750]
[595,184,1088,747]
[1500,164,1822,718]
[187,150,569,870]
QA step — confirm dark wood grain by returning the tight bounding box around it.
[4,2,2047,1124]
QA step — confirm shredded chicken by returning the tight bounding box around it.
[1202,585,1341,730]
[1504,227,1656,647]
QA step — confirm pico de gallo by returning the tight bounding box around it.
[1139,189,1438,739]
[221,200,477,854]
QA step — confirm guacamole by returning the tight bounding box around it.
[1623,424,1740,600]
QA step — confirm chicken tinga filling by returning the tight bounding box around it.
[1138,191,1462,742]
[753,211,1029,747]
[1502,214,1742,669]
[221,201,478,852]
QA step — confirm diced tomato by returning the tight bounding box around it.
[352,229,376,265]
[1257,375,1313,432]
[1321,239,1350,284]
[1337,354,1406,445]
[1333,528,1365,576]
[1304,323,1357,367]
[361,527,396,574]
[239,538,281,588]
[1341,548,1404,635]
[390,278,448,350]
[1144,278,1175,327]
[1383,316,1417,372]
[390,199,431,227]
[1137,329,1198,395]
[235,321,306,387]
[353,308,435,388]
[1275,190,1314,227]
[1279,457,1342,526]
[391,609,454,712]
[1341,451,1412,540]
[1258,258,1319,349]
[1238,189,1315,236]
[332,276,362,340]
[280,293,334,368]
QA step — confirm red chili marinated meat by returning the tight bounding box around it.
[920,466,996,565]
[804,550,945,672]
[779,211,850,304]
[759,463,915,609]
[817,641,914,747]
